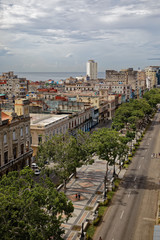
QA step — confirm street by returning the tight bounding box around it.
[93,112,160,240]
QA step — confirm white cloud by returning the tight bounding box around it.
[0,0,160,71]
[65,53,73,58]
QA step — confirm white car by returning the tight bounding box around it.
[34,169,41,175]
[31,163,38,169]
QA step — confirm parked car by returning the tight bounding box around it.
[31,163,38,169]
[34,169,41,176]
[44,160,49,165]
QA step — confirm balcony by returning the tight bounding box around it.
[0,149,33,173]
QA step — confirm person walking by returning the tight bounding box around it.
[78,193,81,200]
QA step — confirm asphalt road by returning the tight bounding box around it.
[93,112,160,240]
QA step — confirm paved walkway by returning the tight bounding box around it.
[61,157,126,240]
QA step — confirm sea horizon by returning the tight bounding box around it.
[12,71,106,82]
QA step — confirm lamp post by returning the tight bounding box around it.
[104,175,107,200]
[104,161,108,199]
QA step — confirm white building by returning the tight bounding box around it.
[86,60,97,80]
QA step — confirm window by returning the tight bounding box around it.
[13,147,17,159]
[20,127,23,137]
[26,126,29,134]
[4,134,7,144]
[38,136,42,145]
[21,144,24,154]
[26,141,29,151]
[13,130,16,140]
[4,151,8,164]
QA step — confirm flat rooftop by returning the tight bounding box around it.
[30,113,69,127]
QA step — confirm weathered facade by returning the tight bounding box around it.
[0,71,28,99]
[0,99,33,175]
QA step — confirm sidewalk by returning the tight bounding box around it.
[61,158,126,240]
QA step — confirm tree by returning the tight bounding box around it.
[36,131,92,191]
[53,131,91,190]
[143,89,160,108]
[112,98,153,132]
[36,137,57,168]
[90,128,128,176]
[0,167,74,240]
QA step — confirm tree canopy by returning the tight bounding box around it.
[143,89,160,108]
[90,128,128,174]
[36,130,91,184]
[0,167,73,240]
[112,98,153,132]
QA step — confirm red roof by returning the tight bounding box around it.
[37,88,49,92]
[0,80,7,84]
[55,96,67,101]
[1,112,11,121]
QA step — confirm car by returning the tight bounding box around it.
[34,169,41,175]
[44,160,49,165]
[31,163,38,169]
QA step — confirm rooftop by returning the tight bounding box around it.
[30,113,69,127]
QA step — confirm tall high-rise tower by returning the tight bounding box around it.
[86,60,97,80]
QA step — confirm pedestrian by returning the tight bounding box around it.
[99,237,102,240]
[75,193,78,199]
[78,193,81,200]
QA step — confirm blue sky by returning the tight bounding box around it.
[0,0,160,72]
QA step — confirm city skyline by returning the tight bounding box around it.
[0,0,160,72]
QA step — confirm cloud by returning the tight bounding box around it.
[65,53,73,58]
[0,0,160,71]
[148,58,160,60]
[0,43,13,56]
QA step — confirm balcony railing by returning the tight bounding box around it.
[0,149,33,173]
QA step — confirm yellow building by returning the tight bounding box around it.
[30,113,69,156]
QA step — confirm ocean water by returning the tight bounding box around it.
[14,72,105,82]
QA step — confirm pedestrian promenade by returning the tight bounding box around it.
[61,157,126,240]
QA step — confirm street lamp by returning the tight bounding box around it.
[104,161,108,199]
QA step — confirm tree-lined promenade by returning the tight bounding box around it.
[0,89,160,240]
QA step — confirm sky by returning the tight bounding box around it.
[0,0,160,73]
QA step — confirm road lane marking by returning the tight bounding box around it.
[120,210,124,219]
[134,176,137,181]
[139,165,141,169]
[128,191,131,198]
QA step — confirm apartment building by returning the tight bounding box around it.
[86,60,97,80]
[30,106,94,155]
[0,71,28,99]
[64,82,95,92]
[76,92,117,121]
[145,66,160,89]
[0,99,33,175]
[105,68,149,98]
[97,83,131,101]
